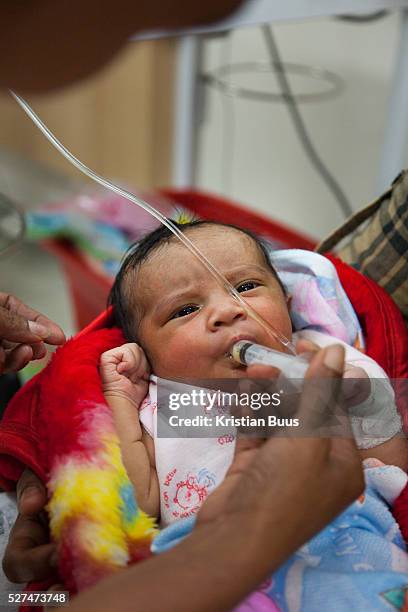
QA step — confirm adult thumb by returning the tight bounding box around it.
[0,306,49,343]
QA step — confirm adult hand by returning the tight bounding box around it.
[65,344,364,612]
[197,343,364,566]
[0,292,65,374]
[3,344,364,612]
[2,469,56,583]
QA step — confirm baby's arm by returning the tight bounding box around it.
[297,335,408,471]
[99,343,160,518]
[344,364,408,471]
[359,438,408,471]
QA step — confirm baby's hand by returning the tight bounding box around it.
[99,343,150,408]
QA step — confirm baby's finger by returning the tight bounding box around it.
[117,360,131,374]
[126,345,150,381]
[116,348,140,376]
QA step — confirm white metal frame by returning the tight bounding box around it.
[137,0,408,191]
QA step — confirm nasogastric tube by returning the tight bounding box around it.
[11,91,295,354]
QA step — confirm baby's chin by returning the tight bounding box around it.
[223,365,248,378]
[156,363,248,381]
[206,362,249,380]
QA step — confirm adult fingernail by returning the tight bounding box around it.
[323,345,344,373]
[28,321,49,338]
[21,485,39,502]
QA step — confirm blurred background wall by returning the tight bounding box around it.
[0,38,176,189]
[0,12,405,338]
[198,13,402,236]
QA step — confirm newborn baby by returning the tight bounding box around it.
[99,220,407,523]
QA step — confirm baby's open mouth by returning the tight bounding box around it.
[224,336,257,364]
[223,351,247,371]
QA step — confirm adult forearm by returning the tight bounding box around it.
[135,0,245,30]
[65,514,286,612]
[0,0,244,92]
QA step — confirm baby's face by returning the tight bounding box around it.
[132,226,292,379]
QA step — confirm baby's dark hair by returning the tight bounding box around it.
[108,219,285,341]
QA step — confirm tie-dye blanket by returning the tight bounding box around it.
[268,249,364,350]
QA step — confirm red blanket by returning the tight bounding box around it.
[1,256,407,597]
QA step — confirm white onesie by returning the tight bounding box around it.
[139,330,402,527]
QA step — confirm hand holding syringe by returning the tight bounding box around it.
[232,341,391,440]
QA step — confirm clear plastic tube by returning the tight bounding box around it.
[11,91,295,353]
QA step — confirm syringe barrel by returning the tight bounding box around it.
[232,341,308,378]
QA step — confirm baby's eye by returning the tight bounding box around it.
[171,305,199,319]
[237,281,259,293]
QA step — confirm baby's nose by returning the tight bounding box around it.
[208,297,246,329]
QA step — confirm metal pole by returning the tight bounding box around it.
[377,8,408,193]
[172,36,203,187]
